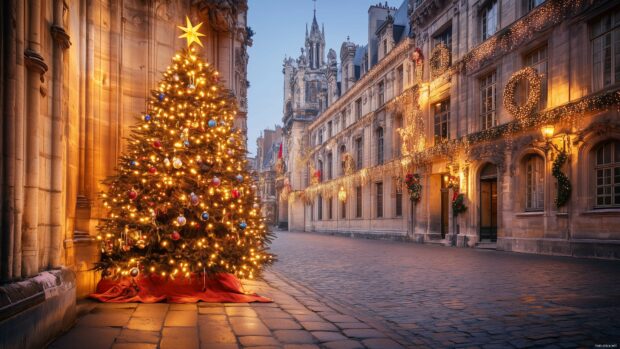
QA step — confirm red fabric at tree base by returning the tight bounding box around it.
[91,272,272,303]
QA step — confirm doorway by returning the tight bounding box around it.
[440,174,449,238]
[479,164,498,242]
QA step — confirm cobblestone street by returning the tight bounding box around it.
[270,232,620,348]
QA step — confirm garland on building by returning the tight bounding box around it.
[430,43,450,78]
[552,151,571,208]
[503,67,542,123]
[404,173,422,203]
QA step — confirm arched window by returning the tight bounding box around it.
[317,160,323,183]
[594,140,620,208]
[524,154,544,211]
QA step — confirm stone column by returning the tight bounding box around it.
[50,0,71,268]
[23,0,48,277]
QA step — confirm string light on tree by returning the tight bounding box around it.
[96,18,273,279]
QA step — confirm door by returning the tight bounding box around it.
[480,179,497,241]
[440,175,449,238]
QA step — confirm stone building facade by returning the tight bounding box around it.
[0,1,251,347]
[255,126,283,226]
[284,0,620,259]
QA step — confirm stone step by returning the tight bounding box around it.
[476,242,497,250]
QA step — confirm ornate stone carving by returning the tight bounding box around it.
[195,0,248,33]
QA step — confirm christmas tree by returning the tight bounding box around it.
[96,18,273,281]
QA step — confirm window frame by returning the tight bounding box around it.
[524,154,545,212]
[479,70,497,130]
[480,0,499,42]
[593,140,620,208]
[590,9,620,91]
[433,99,451,144]
[356,185,363,218]
[377,127,384,165]
[376,182,384,218]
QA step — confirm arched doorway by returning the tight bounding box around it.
[479,163,498,242]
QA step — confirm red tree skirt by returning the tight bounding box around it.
[90,273,272,303]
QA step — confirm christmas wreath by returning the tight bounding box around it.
[552,151,571,208]
[452,193,467,216]
[503,67,542,123]
[405,173,422,203]
[430,43,450,78]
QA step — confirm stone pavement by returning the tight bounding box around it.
[48,270,407,349]
[270,232,620,348]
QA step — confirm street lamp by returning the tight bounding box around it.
[541,124,555,140]
[338,186,347,202]
[540,124,566,153]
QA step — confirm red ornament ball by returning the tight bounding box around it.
[128,189,138,200]
[153,140,162,148]
[171,231,181,241]
[148,166,157,174]
[231,189,240,199]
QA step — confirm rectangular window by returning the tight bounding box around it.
[481,0,498,41]
[397,65,404,95]
[341,112,346,130]
[433,99,450,143]
[327,153,333,180]
[356,186,363,218]
[355,98,363,120]
[480,71,497,130]
[355,137,363,169]
[383,39,388,56]
[328,197,333,219]
[377,128,384,165]
[591,9,620,91]
[327,121,333,138]
[378,81,385,106]
[525,155,545,211]
[595,141,620,208]
[526,0,545,12]
[317,195,323,220]
[318,129,324,144]
[395,181,403,217]
[433,26,453,61]
[376,182,384,218]
[341,200,346,219]
[524,45,548,111]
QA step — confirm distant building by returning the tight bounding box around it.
[256,126,283,226]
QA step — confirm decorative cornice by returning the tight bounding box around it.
[51,25,71,49]
[24,49,48,76]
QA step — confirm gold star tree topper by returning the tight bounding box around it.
[178,17,205,47]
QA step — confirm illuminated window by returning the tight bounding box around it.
[434,99,450,143]
[525,155,545,211]
[523,45,548,111]
[591,9,620,90]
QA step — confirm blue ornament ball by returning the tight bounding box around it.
[184,140,190,147]
[144,114,151,122]
[201,212,209,221]
[129,160,137,167]
[208,120,217,128]
[239,222,247,230]
[158,93,165,101]
[235,174,244,182]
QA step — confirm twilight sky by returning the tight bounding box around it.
[246,0,400,155]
